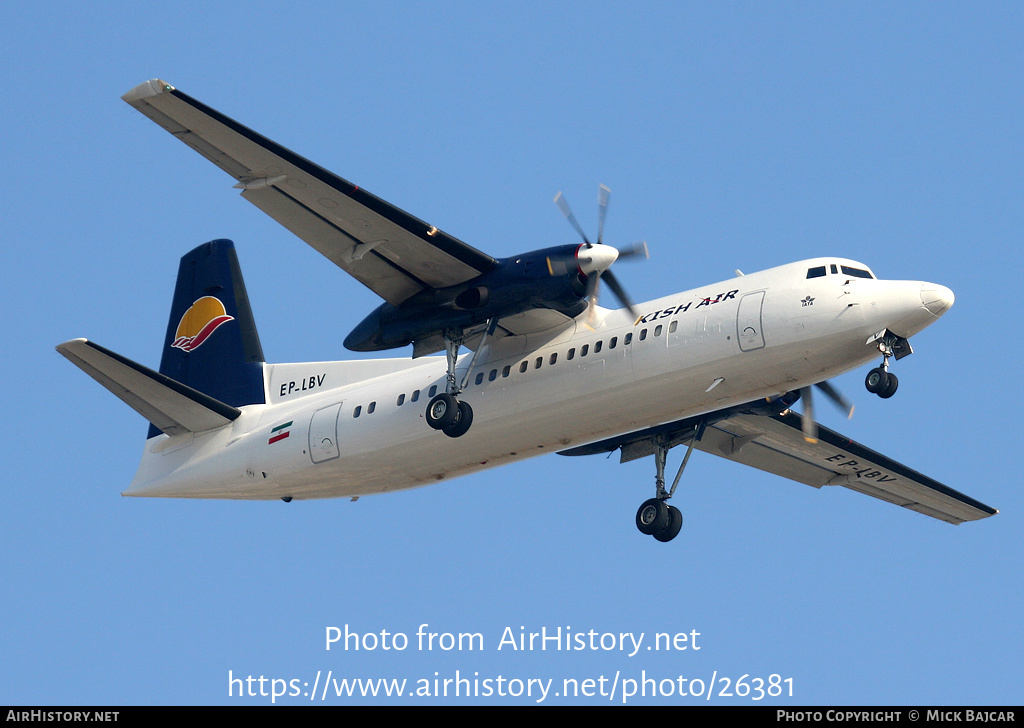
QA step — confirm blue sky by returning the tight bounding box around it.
[2,1,1021,705]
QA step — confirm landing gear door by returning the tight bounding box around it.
[309,402,342,464]
[737,291,766,352]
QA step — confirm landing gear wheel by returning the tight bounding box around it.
[425,393,460,430]
[865,367,889,395]
[636,498,669,535]
[442,401,474,438]
[879,372,899,399]
[653,505,683,542]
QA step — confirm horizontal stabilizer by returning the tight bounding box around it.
[57,339,240,437]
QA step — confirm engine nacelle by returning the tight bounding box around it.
[344,244,593,352]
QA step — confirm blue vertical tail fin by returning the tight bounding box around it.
[152,240,265,437]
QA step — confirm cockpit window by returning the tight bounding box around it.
[806,266,827,279]
[840,265,874,279]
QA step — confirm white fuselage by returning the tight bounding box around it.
[124,258,952,500]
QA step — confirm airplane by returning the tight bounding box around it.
[57,79,997,542]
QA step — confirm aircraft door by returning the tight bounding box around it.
[736,291,766,352]
[309,402,342,463]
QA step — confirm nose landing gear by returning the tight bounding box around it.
[864,331,911,400]
[865,366,898,399]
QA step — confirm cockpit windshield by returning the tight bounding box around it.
[840,265,874,279]
[806,263,875,279]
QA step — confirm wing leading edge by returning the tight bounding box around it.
[560,407,997,525]
[122,79,496,308]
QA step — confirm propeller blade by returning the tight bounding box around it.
[799,386,818,443]
[554,192,591,246]
[600,269,640,320]
[815,380,854,419]
[583,269,600,298]
[585,276,601,329]
[617,241,649,261]
[596,184,610,246]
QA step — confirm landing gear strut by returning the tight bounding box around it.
[634,422,705,543]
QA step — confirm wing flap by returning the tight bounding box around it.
[57,339,240,437]
[123,80,496,306]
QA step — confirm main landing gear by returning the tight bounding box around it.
[424,319,497,438]
[425,329,473,438]
[635,423,705,543]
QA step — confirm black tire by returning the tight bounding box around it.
[653,505,683,542]
[865,367,889,394]
[425,393,459,430]
[636,498,669,535]
[879,372,899,399]
[443,401,474,438]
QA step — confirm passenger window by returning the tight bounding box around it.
[594,340,603,354]
[353,405,362,418]
[367,401,376,414]
[567,348,576,360]
[520,361,529,373]
[669,321,677,334]
[654,324,663,337]
[396,393,405,406]
[550,353,557,365]
[428,385,437,398]
[624,333,632,345]
[411,389,420,402]
[535,356,543,369]
[475,372,484,385]
[488,369,497,382]
[609,337,617,349]
[581,344,589,357]
[639,329,648,341]
[502,365,511,378]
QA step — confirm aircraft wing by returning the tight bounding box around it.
[560,408,997,525]
[123,79,496,308]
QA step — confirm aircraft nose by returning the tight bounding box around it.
[920,283,955,317]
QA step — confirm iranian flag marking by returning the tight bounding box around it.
[268,420,293,444]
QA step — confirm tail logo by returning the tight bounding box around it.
[171,296,234,352]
